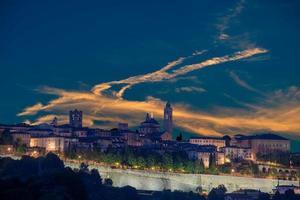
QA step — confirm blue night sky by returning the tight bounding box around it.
[1,0,300,150]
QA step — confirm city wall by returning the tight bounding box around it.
[67,162,299,193]
[2,155,297,193]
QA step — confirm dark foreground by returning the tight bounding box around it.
[0,154,299,200]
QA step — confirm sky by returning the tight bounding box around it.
[1,0,300,150]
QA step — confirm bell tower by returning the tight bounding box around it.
[163,102,173,134]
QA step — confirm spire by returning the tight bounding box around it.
[166,101,171,108]
[146,113,151,121]
[51,117,58,126]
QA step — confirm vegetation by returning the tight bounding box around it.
[0,153,208,200]
[0,129,13,145]
[256,151,291,166]
[64,147,228,174]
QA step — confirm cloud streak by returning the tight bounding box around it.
[216,0,246,41]
[229,71,263,95]
[17,48,281,137]
[92,48,266,99]
[175,86,206,93]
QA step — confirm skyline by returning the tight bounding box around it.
[1,0,300,146]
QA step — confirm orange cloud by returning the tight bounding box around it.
[20,48,300,138]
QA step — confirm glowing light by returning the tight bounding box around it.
[7,147,12,152]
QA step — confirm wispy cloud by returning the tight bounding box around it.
[19,86,300,137]
[216,0,246,41]
[91,48,266,100]
[175,86,206,93]
[229,71,263,95]
[17,47,294,138]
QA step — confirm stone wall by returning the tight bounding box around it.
[67,162,298,193]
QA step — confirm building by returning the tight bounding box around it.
[122,131,143,146]
[69,109,83,128]
[229,133,290,160]
[216,152,225,165]
[118,123,129,131]
[221,146,253,161]
[11,132,31,146]
[73,128,88,138]
[27,123,54,137]
[30,136,68,152]
[250,134,290,155]
[0,123,32,134]
[53,124,73,137]
[186,145,217,168]
[163,102,173,134]
[189,136,226,151]
[147,131,172,144]
[139,113,160,136]
[230,134,251,148]
[225,189,266,200]
[273,184,300,195]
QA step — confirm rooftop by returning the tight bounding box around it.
[237,133,289,141]
[190,136,225,140]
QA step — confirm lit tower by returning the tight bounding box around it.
[69,109,83,128]
[163,102,173,134]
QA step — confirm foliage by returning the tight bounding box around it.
[256,152,290,166]
[0,154,208,200]
[176,133,183,142]
[0,129,13,145]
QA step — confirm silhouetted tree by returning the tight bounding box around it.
[273,191,282,200]
[176,133,183,142]
[258,192,270,200]
[0,129,13,145]
[104,178,113,186]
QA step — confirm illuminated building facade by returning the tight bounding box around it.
[222,146,253,161]
[30,136,68,152]
[189,136,226,151]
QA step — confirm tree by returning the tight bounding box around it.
[0,129,13,145]
[80,162,89,172]
[284,189,298,200]
[176,133,183,142]
[217,184,227,194]
[184,160,194,173]
[273,191,282,200]
[207,189,221,200]
[258,192,270,200]
[162,153,173,170]
[208,154,218,174]
[208,185,226,200]
[194,159,205,174]
[136,156,145,168]
[104,178,113,186]
[146,154,156,168]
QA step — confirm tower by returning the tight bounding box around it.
[163,102,173,134]
[69,109,83,128]
[50,117,58,126]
